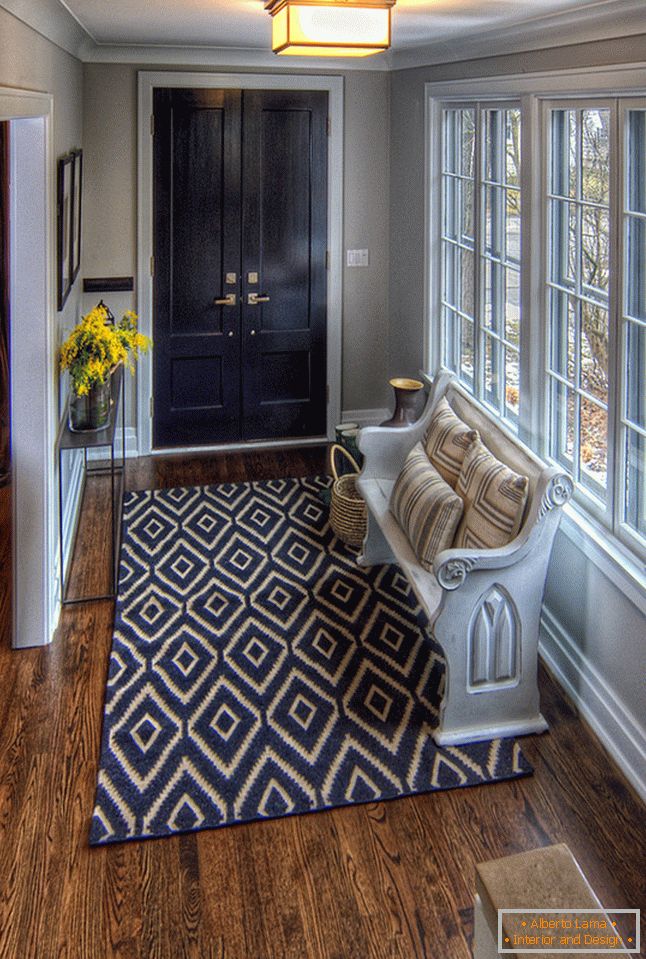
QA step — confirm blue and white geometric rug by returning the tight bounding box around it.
[90,476,531,845]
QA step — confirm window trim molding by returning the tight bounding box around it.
[425,61,646,584]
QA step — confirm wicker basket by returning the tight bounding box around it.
[329,443,367,547]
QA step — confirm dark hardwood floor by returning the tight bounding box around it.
[0,481,10,652]
[0,448,643,959]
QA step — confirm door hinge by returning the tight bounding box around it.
[150,255,155,277]
[325,250,330,270]
[326,385,330,405]
[327,117,331,137]
[150,397,154,418]
[150,114,155,136]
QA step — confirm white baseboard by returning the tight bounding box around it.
[539,606,646,804]
[341,408,390,428]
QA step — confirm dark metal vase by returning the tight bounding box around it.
[69,379,111,432]
[380,378,424,427]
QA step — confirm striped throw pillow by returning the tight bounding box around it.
[424,397,480,488]
[454,438,529,550]
[390,443,465,572]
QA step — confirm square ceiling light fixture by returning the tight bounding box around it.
[265,0,396,57]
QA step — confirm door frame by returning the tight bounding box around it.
[137,70,344,455]
[0,87,56,647]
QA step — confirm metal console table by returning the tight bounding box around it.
[56,366,125,605]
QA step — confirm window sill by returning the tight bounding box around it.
[559,502,646,615]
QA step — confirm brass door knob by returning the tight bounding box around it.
[247,293,270,305]
[214,293,236,306]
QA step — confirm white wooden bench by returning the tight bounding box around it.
[356,370,573,746]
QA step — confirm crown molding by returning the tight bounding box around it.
[391,0,646,71]
[81,42,392,70]
[0,0,91,59]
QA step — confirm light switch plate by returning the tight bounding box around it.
[347,249,369,267]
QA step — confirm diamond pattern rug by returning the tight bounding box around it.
[90,476,531,845]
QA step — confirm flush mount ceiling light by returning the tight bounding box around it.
[265,0,396,57]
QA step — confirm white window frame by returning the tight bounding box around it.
[425,63,646,582]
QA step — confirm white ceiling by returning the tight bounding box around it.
[59,0,633,52]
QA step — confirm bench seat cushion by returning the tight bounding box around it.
[358,476,444,616]
[390,443,464,571]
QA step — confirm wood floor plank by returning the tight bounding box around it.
[0,446,643,959]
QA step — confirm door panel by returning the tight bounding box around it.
[152,87,328,448]
[153,88,242,447]
[241,90,328,440]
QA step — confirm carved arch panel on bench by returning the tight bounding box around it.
[468,585,520,691]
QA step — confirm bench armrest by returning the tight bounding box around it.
[432,540,535,590]
[433,471,573,590]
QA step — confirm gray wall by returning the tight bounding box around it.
[0,6,84,379]
[82,63,392,419]
[388,35,646,792]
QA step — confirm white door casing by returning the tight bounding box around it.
[137,70,344,455]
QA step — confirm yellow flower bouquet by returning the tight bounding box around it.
[60,304,151,431]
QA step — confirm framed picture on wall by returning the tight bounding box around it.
[57,153,73,311]
[71,148,82,282]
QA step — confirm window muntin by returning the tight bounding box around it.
[440,104,521,425]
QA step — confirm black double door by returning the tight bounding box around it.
[153,88,328,448]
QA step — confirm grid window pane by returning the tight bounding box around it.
[580,395,607,492]
[580,301,609,404]
[548,198,576,288]
[505,268,521,346]
[505,348,520,418]
[621,108,646,545]
[461,111,476,177]
[582,206,609,295]
[460,248,475,316]
[461,318,475,386]
[548,289,576,381]
[625,429,645,539]
[551,379,575,467]
[581,109,610,205]
[625,217,646,321]
[626,110,646,214]
[625,320,646,429]
[547,107,609,507]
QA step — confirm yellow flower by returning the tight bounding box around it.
[60,307,151,396]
